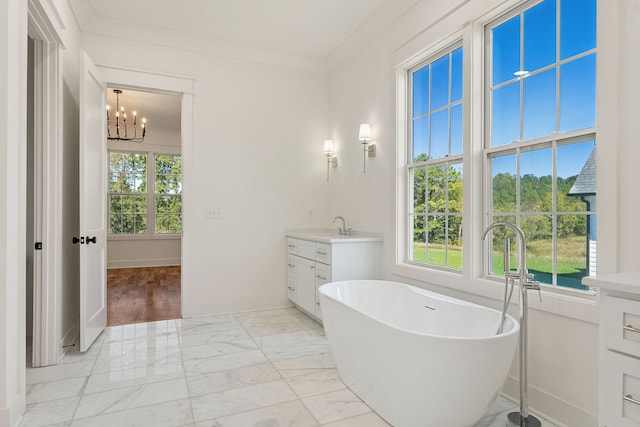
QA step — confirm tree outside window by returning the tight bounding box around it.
[408,45,464,270]
[486,0,596,290]
[108,151,182,236]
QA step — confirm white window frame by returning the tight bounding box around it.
[108,147,182,240]
[393,0,599,320]
[406,42,465,273]
[483,0,596,292]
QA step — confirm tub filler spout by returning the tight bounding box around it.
[482,221,541,427]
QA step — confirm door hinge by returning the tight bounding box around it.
[35,242,43,250]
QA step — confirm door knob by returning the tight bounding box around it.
[86,236,97,244]
[72,236,84,244]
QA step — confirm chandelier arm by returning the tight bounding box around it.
[107,89,146,143]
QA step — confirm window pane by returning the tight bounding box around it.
[451,47,463,102]
[412,169,426,213]
[523,69,556,140]
[411,215,426,263]
[492,154,517,213]
[522,215,553,284]
[412,116,429,161]
[524,0,556,72]
[560,0,596,60]
[427,215,446,267]
[448,163,463,213]
[109,194,146,234]
[450,104,463,155]
[488,215,518,276]
[156,155,182,195]
[447,216,463,269]
[558,141,595,212]
[430,109,449,159]
[560,54,596,132]
[557,214,591,290]
[520,147,552,212]
[109,152,147,193]
[431,55,450,110]
[492,15,520,86]
[109,195,121,213]
[492,82,520,146]
[427,166,448,213]
[412,66,430,117]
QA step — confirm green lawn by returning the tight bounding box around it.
[412,237,588,289]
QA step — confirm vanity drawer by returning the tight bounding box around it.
[602,295,640,356]
[287,277,296,301]
[287,238,297,254]
[287,255,297,276]
[315,243,331,264]
[601,350,640,426]
[296,239,316,259]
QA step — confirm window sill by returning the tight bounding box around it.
[107,234,182,242]
[390,262,598,324]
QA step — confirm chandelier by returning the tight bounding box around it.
[106,89,147,142]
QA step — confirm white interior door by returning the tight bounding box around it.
[79,52,107,352]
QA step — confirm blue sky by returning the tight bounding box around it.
[412,0,597,180]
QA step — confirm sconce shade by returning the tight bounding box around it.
[323,139,334,155]
[358,123,371,141]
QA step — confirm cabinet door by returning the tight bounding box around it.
[315,263,331,319]
[295,255,316,316]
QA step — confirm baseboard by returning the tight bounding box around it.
[58,320,79,362]
[0,392,26,427]
[503,374,598,427]
[107,258,181,269]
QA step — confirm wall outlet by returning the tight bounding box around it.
[205,208,222,220]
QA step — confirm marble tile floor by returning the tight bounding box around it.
[21,307,557,427]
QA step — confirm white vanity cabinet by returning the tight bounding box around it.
[583,273,640,427]
[286,231,382,321]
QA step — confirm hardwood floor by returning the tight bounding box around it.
[107,266,181,326]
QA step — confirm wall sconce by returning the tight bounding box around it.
[323,139,338,181]
[358,123,376,173]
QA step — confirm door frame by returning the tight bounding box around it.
[27,0,64,367]
[95,65,194,318]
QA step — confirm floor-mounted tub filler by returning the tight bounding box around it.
[318,280,519,427]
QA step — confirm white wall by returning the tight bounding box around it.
[0,1,28,425]
[107,125,182,268]
[617,0,640,273]
[80,26,331,315]
[324,0,619,426]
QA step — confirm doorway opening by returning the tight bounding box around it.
[105,87,183,326]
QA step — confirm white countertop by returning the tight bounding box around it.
[583,272,640,295]
[286,228,383,243]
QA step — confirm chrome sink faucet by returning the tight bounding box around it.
[333,216,352,235]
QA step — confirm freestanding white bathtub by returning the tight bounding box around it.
[318,280,519,427]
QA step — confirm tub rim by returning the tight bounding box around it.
[318,279,520,341]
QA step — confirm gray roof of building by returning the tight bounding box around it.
[568,148,596,196]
